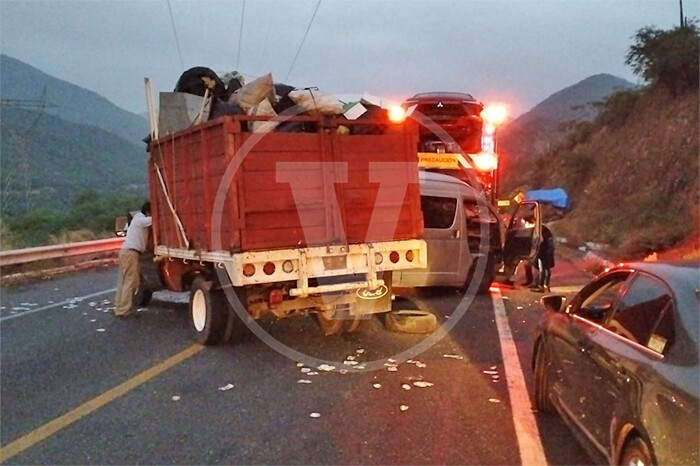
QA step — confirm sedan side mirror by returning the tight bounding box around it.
[541,295,566,313]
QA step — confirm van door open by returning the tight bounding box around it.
[502,201,541,281]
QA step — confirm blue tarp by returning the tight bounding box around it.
[525,188,571,210]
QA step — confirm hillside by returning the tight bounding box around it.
[499,74,637,176]
[0,54,148,144]
[1,108,147,214]
[504,85,699,257]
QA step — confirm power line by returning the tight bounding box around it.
[285,0,321,82]
[166,0,185,70]
[236,0,246,70]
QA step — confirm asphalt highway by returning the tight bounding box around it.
[1,260,594,465]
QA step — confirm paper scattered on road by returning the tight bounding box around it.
[387,366,398,372]
[317,364,335,371]
[89,302,97,307]
[346,355,356,361]
[309,412,321,418]
[373,383,382,389]
[416,362,427,368]
[297,379,312,384]
[339,369,348,375]
[399,404,409,412]
[356,348,365,354]
[443,354,464,360]
[488,398,500,403]
[483,370,498,375]
[517,306,524,310]
[301,367,311,373]
[388,358,396,363]
[136,308,147,313]
[218,383,234,391]
[296,362,304,367]
[413,381,434,388]
[172,395,181,401]
[343,360,358,366]
[307,371,319,376]
[96,328,106,332]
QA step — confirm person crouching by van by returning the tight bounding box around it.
[114,201,152,318]
[532,225,554,292]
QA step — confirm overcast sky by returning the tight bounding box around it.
[1,0,696,117]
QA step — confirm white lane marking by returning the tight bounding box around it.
[0,289,116,323]
[491,287,548,466]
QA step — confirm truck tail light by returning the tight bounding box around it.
[282,260,294,273]
[405,250,414,262]
[389,251,400,263]
[263,262,276,275]
[243,263,256,277]
[268,289,284,307]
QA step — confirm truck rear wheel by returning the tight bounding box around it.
[190,277,228,345]
[315,306,363,336]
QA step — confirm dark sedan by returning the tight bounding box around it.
[532,261,699,465]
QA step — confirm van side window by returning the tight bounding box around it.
[421,196,457,229]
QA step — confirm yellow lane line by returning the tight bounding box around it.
[0,344,204,463]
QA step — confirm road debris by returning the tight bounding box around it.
[443,354,464,360]
[96,328,106,332]
[301,367,311,373]
[296,362,304,367]
[317,364,335,371]
[172,395,181,401]
[399,404,409,412]
[89,302,97,307]
[373,383,382,389]
[483,370,498,375]
[343,360,358,366]
[90,319,97,323]
[413,381,434,388]
[356,348,365,354]
[488,398,500,403]
[307,371,319,376]
[416,362,427,368]
[339,369,348,375]
[516,306,524,310]
[297,379,312,384]
[387,366,398,372]
[218,383,234,391]
[309,412,321,418]
[346,355,356,361]
[402,384,412,390]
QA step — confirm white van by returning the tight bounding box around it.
[394,171,541,293]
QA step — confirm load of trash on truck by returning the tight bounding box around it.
[154,66,401,138]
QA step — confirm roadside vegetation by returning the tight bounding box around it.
[504,21,699,258]
[1,191,145,250]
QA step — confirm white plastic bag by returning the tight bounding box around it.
[248,98,278,133]
[288,89,343,115]
[230,73,276,112]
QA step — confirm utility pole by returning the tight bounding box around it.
[680,0,685,27]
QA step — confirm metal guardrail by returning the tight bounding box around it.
[0,238,124,267]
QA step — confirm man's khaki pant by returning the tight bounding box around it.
[115,249,140,316]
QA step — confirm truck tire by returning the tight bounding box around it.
[189,277,228,345]
[222,287,249,344]
[315,306,349,336]
[384,309,437,334]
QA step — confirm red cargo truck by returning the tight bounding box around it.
[144,113,427,344]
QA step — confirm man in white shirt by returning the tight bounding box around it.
[114,201,153,317]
